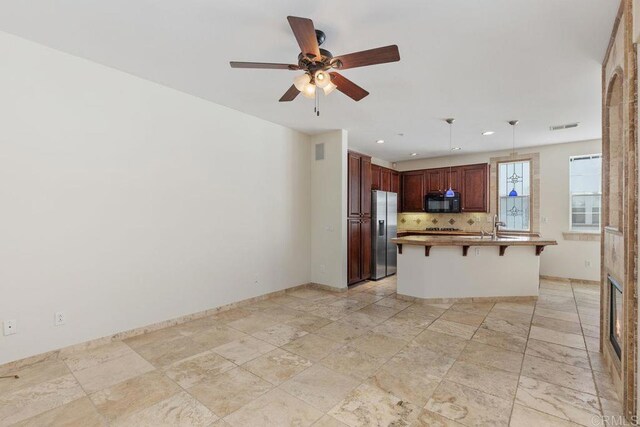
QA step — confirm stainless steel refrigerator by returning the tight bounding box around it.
[371,190,397,280]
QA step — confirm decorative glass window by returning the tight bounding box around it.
[570,154,602,231]
[499,161,531,231]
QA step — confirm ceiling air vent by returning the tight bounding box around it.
[550,122,579,131]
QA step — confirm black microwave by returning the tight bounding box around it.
[424,192,461,213]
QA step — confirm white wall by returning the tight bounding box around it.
[371,157,395,169]
[396,139,602,281]
[310,131,348,289]
[0,33,312,364]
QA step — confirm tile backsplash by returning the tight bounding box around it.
[398,213,494,232]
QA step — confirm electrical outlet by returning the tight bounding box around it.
[585,260,591,268]
[3,319,16,336]
[475,248,480,256]
[54,312,66,326]
[320,264,326,273]
[254,273,259,285]
[542,216,548,224]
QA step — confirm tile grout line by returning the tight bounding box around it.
[571,281,606,416]
[507,287,537,424]
[59,357,111,426]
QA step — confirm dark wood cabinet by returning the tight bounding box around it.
[347,151,372,285]
[347,218,362,284]
[399,163,489,213]
[401,171,425,212]
[391,171,400,194]
[348,152,372,217]
[360,218,371,279]
[361,157,372,217]
[460,163,489,212]
[370,164,396,193]
[348,153,362,217]
[380,168,391,192]
[425,169,444,193]
[371,164,381,190]
[347,218,371,285]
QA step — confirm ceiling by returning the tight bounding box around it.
[0,0,617,162]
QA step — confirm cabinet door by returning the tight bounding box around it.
[348,153,362,217]
[443,167,461,192]
[425,169,445,193]
[360,218,371,280]
[391,171,400,194]
[347,219,362,284]
[360,157,372,217]
[461,164,489,212]
[401,171,425,212]
[371,164,381,190]
[380,169,391,191]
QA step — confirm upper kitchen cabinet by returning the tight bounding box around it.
[371,164,381,190]
[460,163,489,212]
[401,170,425,212]
[391,171,400,194]
[380,168,391,191]
[443,167,461,192]
[348,151,372,218]
[371,164,396,193]
[399,163,489,213]
[425,169,444,193]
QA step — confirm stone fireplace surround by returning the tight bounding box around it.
[601,0,638,419]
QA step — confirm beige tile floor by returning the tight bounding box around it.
[0,277,624,426]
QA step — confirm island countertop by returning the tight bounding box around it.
[391,234,558,247]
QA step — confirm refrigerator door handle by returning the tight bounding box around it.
[378,220,385,236]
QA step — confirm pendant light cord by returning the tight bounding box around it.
[448,122,452,188]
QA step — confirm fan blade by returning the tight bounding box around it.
[331,45,400,70]
[279,85,300,102]
[329,72,369,101]
[230,61,299,70]
[287,16,321,60]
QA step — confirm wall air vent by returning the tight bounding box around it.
[550,122,579,131]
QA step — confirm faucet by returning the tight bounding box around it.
[492,215,506,240]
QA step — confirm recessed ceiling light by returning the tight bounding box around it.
[376,139,385,144]
[410,153,418,156]
[482,131,495,136]
[451,147,461,151]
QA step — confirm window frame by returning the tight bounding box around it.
[569,153,602,233]
[497,159,533,232]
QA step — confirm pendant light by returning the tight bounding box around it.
[508,120,519,197]
[445,118,455,198]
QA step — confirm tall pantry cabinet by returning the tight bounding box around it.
[347,151,372,285]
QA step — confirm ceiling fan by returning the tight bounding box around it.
[230,16,400,110]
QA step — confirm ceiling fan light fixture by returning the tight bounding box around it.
[301,83,316,98]
[314,70,331,88]
[322,80,337,95]
[293,73,311,91]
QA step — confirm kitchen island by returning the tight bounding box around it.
[391,235,557,301]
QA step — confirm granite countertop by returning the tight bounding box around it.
[397,230,482,236]
[391,234,558,247]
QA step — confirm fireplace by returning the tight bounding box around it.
[609,275,623,359]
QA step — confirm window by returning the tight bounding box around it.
[570,154,602,231]
[498,161,531,231]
